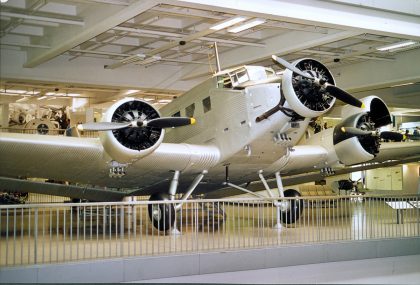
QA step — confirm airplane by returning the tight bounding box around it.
[1,53,420,231]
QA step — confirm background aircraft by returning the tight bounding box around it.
[1,55,419,230]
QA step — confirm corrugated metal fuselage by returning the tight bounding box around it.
[0,77,310,195]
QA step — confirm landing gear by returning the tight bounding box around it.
[281,189,304,224]
[148,170,208,232]
[148,193,175,232]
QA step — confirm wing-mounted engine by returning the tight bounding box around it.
[305,96,391,166]
[341,95,392,128]
[100,98,164,163]
[282,58,336,118]
[333,96,391,165]
[78,98,196,164]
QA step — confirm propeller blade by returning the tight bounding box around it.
[77,122,131,131]
[340,127,376,136]
[380,131,404,142]
[271,55,314,79]
[325,84,365,108]
[146,117,196,128]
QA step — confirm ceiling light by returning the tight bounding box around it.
[37,96,47,100]
[0,0,9,3]
[16,97,29,102]
[228,18,266,33]
[67,93,81,97]
[376,40,417,51]
[390,82,414,88]
[7,90,28,94]
[121,54,146,64]
[136,56,161,65]
[158,99,172,103]
[210,16,247,31]
[125,90,140,95]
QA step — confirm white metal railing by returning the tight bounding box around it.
[0,195,419,266]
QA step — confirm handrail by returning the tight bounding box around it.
[1,194,418,209]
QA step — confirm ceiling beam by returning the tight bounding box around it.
[113,26,265,47]
[182,30,361,80]
[171,0,420,40]
[24,0,159,68]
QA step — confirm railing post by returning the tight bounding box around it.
[34,208,38,264]
[120,205,124,256]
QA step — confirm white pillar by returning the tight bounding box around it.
[0,104,9,129]
[86,108,94,123]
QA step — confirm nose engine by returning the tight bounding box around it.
[282,58,336,118]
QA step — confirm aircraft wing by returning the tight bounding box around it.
[0,132,220,199]
[204,141,420,199]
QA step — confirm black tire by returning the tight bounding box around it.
[281,189,304,224]
[148,193,175,232]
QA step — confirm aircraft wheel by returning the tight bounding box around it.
[281,189,304,224]
[148,193,175,232]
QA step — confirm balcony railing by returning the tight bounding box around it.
[1,195,419,266]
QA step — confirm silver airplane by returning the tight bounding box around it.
[1,55,419,231]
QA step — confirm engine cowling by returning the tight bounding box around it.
[306,96,391,166]
[100,98,164,163]
[333,96,391,165]
[282,58,336,118]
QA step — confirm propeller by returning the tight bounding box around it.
[78,117,196,131]
[341,127,404,141]
[340,127,377,136]
[271,55,365,108]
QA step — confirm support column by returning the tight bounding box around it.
[0,104,9,130]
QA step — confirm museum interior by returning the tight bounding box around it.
[0,0,419,283]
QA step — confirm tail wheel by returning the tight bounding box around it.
[281,189,304,224]
[148,193,175,232]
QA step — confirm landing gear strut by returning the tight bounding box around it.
[148,170,208,232]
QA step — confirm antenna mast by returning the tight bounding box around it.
[213,42,221,73]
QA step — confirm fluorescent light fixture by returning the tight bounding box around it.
[7,89,28,94]
[37,96,47,100]
[142,97,154,101]
[158,99,172,103]
[136,55,161,65]
[210,16,246,31]
[67,93,81,97]
[125,90,140,95]
[390,82,414,88]
[376,40,417,51]
[1,0,9,3]
[228,18,265,33]
[121,54,146,64]
[16,97,29,102]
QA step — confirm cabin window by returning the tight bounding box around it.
[185,103,195,117]
[202,96,211,113]
[172,111,181,117]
